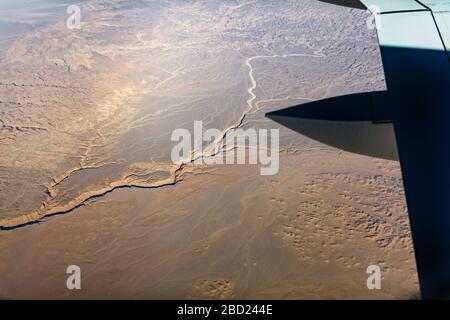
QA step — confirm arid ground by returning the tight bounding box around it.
[0,0,419,299]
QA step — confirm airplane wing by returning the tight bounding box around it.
[266,0,450,299]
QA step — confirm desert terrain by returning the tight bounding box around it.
[0,0,419,299]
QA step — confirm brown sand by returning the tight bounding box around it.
[0,0,418,300]
[0,150,419,299]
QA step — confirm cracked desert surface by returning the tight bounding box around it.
[0,0,419,299]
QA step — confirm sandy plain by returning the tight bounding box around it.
[0,0,419,299]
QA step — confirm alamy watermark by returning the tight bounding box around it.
[66,5,81,30]
[366,265,381,290]
[171,121,279,175]
[66,265,81,290]
[64,264,381,292]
